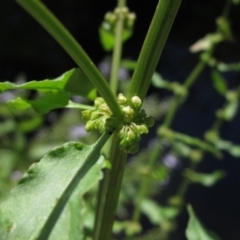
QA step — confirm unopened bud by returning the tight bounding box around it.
[131,96,142,110]
[118,93,127,104]
[85,120,95,131]
[94,97,105,107]
[122,106,134,116]
[82,110,92,122]
[136,124,148,134]
[90,111,99,120]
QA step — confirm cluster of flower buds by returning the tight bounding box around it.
[104,7,136,30]
[82,94,154,154]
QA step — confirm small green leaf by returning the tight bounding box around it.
[229,145,240,157]
[0,68,96,101]
[172,131,221,158]
[184,169,226,187]
[99,23,133,52]
[151,72,172,90]
[19,115,43,133]
[0,133,109,240]
[215,139,240,157]
[223,100,239,121]
[186,205,221,240]
[189,33,223,53]
[211,70,227,95]
[141,199,179,225]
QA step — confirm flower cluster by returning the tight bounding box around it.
[104,7,136,30]
[82,94,154,154]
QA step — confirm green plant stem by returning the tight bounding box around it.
[93,139,127,240]
[183,60,207,89]
[132,139,162,223]
[177,161,198,201]
[127,0,181,100]
[16,0,123,120]
[109,0,127,94]
[163,60,207,128]
[94,1,128,238]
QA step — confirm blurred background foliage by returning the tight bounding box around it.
[1,0,240,239]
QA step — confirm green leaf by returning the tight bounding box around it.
[215,139,240,157]
[19,115,43,133]
[184,169,226,187]
[0,68,96,101]
[7,91,69,114]
[186,205,221,240]
[223,100,239,121]
[0,120,16,137]
[99,22,133,52]
[172,131,221,158]
[0,133,110,240]
[151,72,172,90]
[211,70,227,95]
[141,199,179,225]
[232,0,240,4]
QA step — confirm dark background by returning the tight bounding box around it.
[1,1,240,239]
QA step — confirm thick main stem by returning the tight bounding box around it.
[93,140,127,240]
[93,1,128,238]
[127,0,182,100]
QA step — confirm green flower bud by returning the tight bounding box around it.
[94,97,105,107]
[118,93,127,105]
[97,103,110,113]
[122,106,134,117]
[90,111,99,120]
[131,96,142,110]
[126,13,136,28]
[136,124,148,134]
[98,123,106,133]
[121,7,129,15]
[82,110,92,122]
[85,120,95,131]
[126,128,136,142]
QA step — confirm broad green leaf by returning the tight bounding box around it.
[0,133,110,240]
[183,169,226,187]
[0,68,96,101]
[211,70,227,95]
[141,199,179,225]
[7,91,69,114]
[186,205,221,240]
